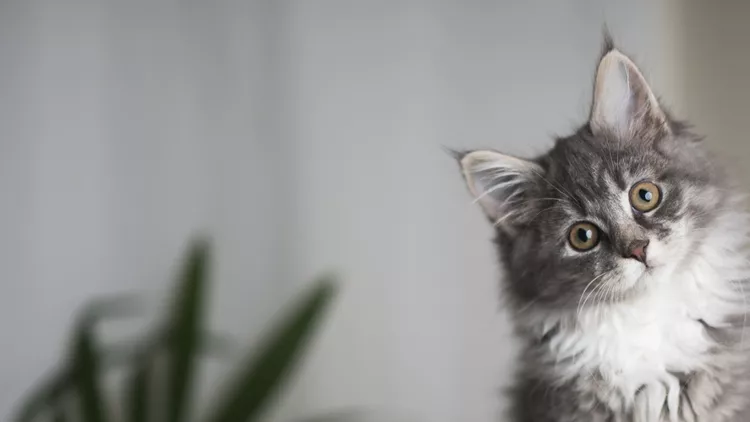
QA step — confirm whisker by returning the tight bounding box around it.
[526,206,558,225]
[527,167,581,207]
[577,271,611,319]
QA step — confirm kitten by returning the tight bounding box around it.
[456,37,750,422]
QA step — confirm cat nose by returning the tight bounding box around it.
[626,239,649,264]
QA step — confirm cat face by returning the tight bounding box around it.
[458,44,726,311]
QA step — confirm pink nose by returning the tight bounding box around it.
[629,240,649,264]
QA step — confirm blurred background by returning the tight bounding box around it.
[0,1,747,421]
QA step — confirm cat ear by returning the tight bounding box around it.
[458,150,541,225]
[589,48,670,139]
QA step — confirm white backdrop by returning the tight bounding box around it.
[0,1,670,421]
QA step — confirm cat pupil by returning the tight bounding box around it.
[639,189,652,202]
[578,229,590,242]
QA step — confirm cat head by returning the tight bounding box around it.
[457,40,729,312]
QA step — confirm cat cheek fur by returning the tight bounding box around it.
[644,219,688,270]
[457,36,750,422]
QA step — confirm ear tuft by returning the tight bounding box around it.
[458,150,541,225]
[443,146,467,162]
[600,26,615,57]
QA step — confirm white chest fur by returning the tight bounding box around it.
[546,260,740,418]
[567,292,711,397]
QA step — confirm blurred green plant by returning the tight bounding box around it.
[12,238,338,422]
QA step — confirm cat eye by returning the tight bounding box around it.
[568,222,600,251]
[629,181,661,213]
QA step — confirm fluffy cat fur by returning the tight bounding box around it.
[456,37,750,421]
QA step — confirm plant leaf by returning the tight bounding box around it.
[73,315,107,422]
[14,294,144,422]
[52,400,70,422]
[165,238,210,422]
[11,368,73,422]
[124,351,151,422]
[202,276,337,422]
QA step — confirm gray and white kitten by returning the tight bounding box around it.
[456,39,750,421]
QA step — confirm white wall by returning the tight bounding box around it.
[0,2,668,421]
